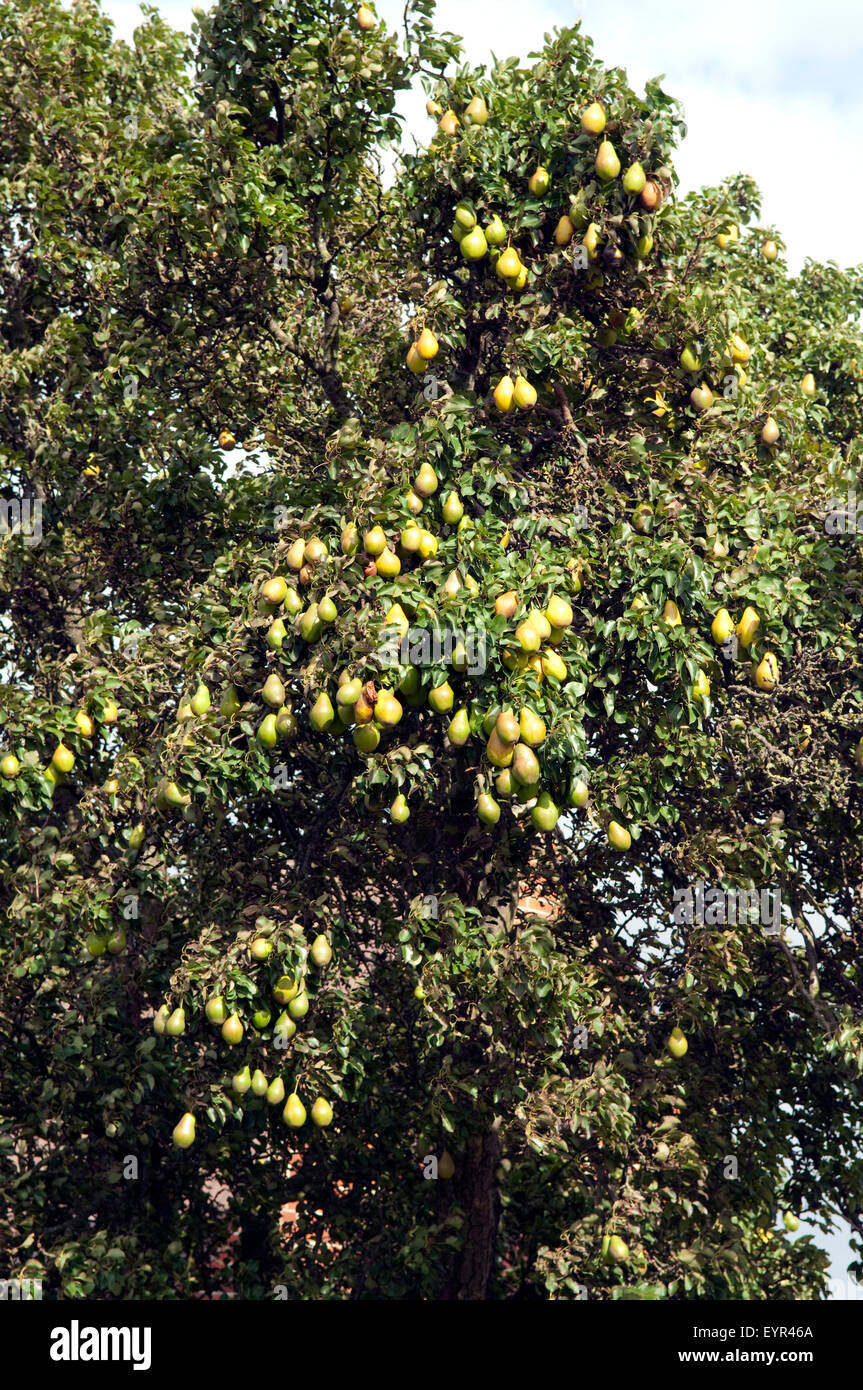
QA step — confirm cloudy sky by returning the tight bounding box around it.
[97,0,860,1291]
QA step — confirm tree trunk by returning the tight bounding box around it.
[456,1121,502,1300]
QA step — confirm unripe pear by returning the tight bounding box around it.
[172,1113,196,1149]
[222,1012,244,1044]
[595,140,620,181]
[52,743,75,774]
[156,779,191,809]
[153,1004,170,1036]
[496,246,521,280]
[75,709,95,738]
[460,226,488,260]
[251,1068,268,1097]
[667,1026,688,1058]
[286,538,306,570]
[662,599,682,628]
[762,239,778,261]
[353,723,380,752]
[622,161,646,194]
[205,995,228,1025]
[513,375,537,410]
[406,343,425,374]
[528,167,550,196]
[568,776,589,808]
[477,793,501,825]
[288,990,310,1020]
[85,933,107,957]
[447,709,471,747]
[283,1094,306,1128]
[266,1076,286,1106]
[580,101,606,133]
[465,95,488,125]
[273,973,301,1004]
[531,791,559,831]
[310,934,332,967]
[515,619,541,652]
[310,691,336,732]
[608,820,632,851]
[232,1064,252,1095]
[454,201,476,230]
[418,529,438,558]
[428,682,454,713]
[800,373,816,397]
[262,673,286,708]
[318,595,337,624]
[512,743,540,787]
[442,491,464,524]
[485,215,506,245]
[303,537,327,566]
[414,462,439,496]
[101,698,119,723]
[257,712,278,748]
[311,1096,334,1127]
[266,618,287,650]
[165,1007,186,1037]
[608,1234,629,1263]
[495,768,514,798]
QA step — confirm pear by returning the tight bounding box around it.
[172,1113,196,1149]
[129,823,145,850]
[310,934,332,967]
[262,673,286,708]
[418,530,438,558]
[266,618,287,650]
[252,1006,272,1030]
[519,708,547,747]
[231,1064,252,1095]
[580,101,606,133]
[220,684,242,718]
[450,640,468,672]
[428,682,454,713]
[447,709,471,747]
[783,1211,800,1233]
[406,343,425,374]
[515,619,541,652]
[451,221,467,245]
[353,723,380,752]
[800,372,816,397]
[661,599,682,628]
[261,576,288,606]
[545,594,573,629]
[690,383,714,411]
[250,937,272,961]
[385,602,410,637]
[390,793,410,823]
[460,226,488,260]
[51,743,75,774]
[608,1235,629,1263]
[454,201,476,230]
[513,375,537,410]
[761,416,780,445]
[495,709,521,745]
[311,1096,334,1127]
[356,5,375,29]
[276,706,297,740]
[304,537,327,566]
[442,491,464,524]
[400,523,422,553]
[528,167,550,196]
[679,342,701,373]
[639,180,662,210]
[607,820,632,852]
[318,595,337,624]
[310,692,336,732]
[222,1012,244,1044]
[283,1094,307,1128]
[485,215,507,245]
[438,109,459,136]
[417,327,439,360]
[438,1150,456,1179]
[762,239,778,261]
[465,95,488,125]
[622,161,646,194]
[375,690,403,727]
[288,990,310,1020]
[495,591,519,619]
[75,709,95,738]
[414,462,439,497]
[531,792,559,831]
[493,375,515,412]
[354,689,375,725]
[398,666,420,696]
[692,670,711,702]
[257,712,278,748]
[495,768,514,798]
[1,753,21,778]
[583,222,601,260]
[266,1076,286,1106]
[595,140,620,182]
[340,523,359,555]
[486,728,515,768]
[736,606,760,648]
[376,545,401,578]
[85,933,107,957]
[512,744,540,786]
[273,1012,297,1044]
[753,652,779,691]
[286,538,306,570]
[101,698,119,724]
[496,248,522,284]
[554,215,574,246]
[273,973,301,1005]
[156,779,191,809]
[667,1027,688,1058]
[363,525,387,557]
[218,428,236,449]
[251,1068,268,1097]
[177,697,193,723]
[568,776,589,808]
[337,677,363,708]
[711,609,734,644]
[477,793,501,826]
[527,609,551,641]
[298,605,322,643]
[205,995,228,1025]
[716,223,738,249]
[165,1006,186,1037]
[153,1004,170,1036]
[636,233,654,258]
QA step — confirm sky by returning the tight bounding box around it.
[95,0,860,1292]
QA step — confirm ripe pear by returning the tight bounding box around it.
[341,522,359,555]
[283,1094,306,1128]
[418,529,438,558]
[639,180,662,210]
[376,545,401,578]
[736,606,760,648]
[692,670,711,702]
[153,1004,170,1035]
[512,743,540,786]
[622,161,646,194]
[595,140,620,181]
[485,215,507,245]
[513,375,537,410]
[442,491,464,524]
[286,538,306,570]
[354,689,375,725]
[583,222,601,260]
[232,1064,252,1095]
[375,689,403,727]
[266,1076,286,1106]
[515,619,541,652]
[1,753,21,779]
[250,937,272,961]
[288,990,310,1020]
[493,375,515,412]
[311,1096,334,1127]
[753,652,779,691]
[273,973,301,1005]
[519,708,547,747]
[416,327,439,360]
[540,649,567,681]
[486,728,515,768]
[667,1026,688,1058]
[353,723,380,752]
[384,602,410,637]
[218,1012,242,1045]
[165,1006,186,1037]
[495,768,514,798]
[477,793,501,825]
[527,609,552,641]
[762,239,778,261]
[580,101,606,133]
[761,416,780,445]
[528,167,550,196]
[276,706,297,740]
[608,1234,629,1263]
[406,343,425,374]
[364,525,387,556]
[128,823,145,850]
[531,792,559,831]
[454,201,476,230]
[74,709,95,739]
[250,1068,268,1097]
[495,590,519,619]
[447,709,471,747]
[414,461,439,496]
[310,934,332,967]
[101,698,119,723]
[205,995,228,1025]
[545,594,573,629]
[495,709,521,745]
[496,248,522,283]
[318,595,337,624]
[261,576,288,606]
[428,682,454,713]
[172,1113,196,1149]
[716,223,738,249]
[800,372,816,397]
[262,673,286,708]
[464,94,488,125]
[680,342,701,374]
[310,691,336,732]
[554,215,574,246]
[177,697,193,723]
[608,820,632,851]
[690,383,714,411]
[304,537,327,566]
[711,609,734,644]
[568,776,589,808]
[460,225,488,260]
[337,678,362,708]
[156,779,191,809]
[52,743,75,774]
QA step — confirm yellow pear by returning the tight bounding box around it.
[800,372,816,397]
[416,327,439,360]
[283,1093,307,1128]
[376,545,401,578]
[495,590,518,619]
[540,648,567,681]
[528,167,550,196]
[406,343,425,374]
[493,375,515,412]
[753,652,779,691]
[486,728,515,768]
[736,606,760,648]
[356,5,375,30]
[762,239,778,260]
[286,538,306,570]
[554,215,574,246]
[465,95,488,125]
[519,708,547,747]
[310,692,336,731]
[761,416,780,445]
[496,247,521,280]
[414,462,439,496]
[513,375,537,410]
[515,619,541,652]
[51,743,75,774]
[544,594,573,629]
[595,139,620,181]
[374,690,403,727]
[580,101,606,133]
[662,599,682,628]
[363,524,387,556]
[608,820,632,851]
[261,575,288,606]
[711,608,734,644]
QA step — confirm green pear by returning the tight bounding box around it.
[679,342,701,373]
[340,522,359,554]
[454,201,476,230]
[477,793,501,825]
[622,161,646,194]
[283,1094,307,1128]
[273,1011,297,1044]
[428,682,454,713]
[260,576,288,606]
[251,1006,271,1030]
[85,933,107,957]
[485,214,506,245]
[442,491,464,524]
[353,723,380,752]
[496,246,521,280]
[608,1234,629,1263]
[231,1064,252,1095]
[287,991,309,1020]
[172,1113,196,1149]
[568,776,589,808]
[153,1004,170,1035]
[205,995,228,1024]
[257,712,278,748]
[310,934,332,967]
[460,226,488,260]
[156,779,190,810]
[284,587,302,615]
[190,682,211,715]
[221,1012,244,1044]
[447,709,471,747]
[266,618,287,650]
[390,793,410,823]
[107,927,126,955]
[595,140,621,181]
[219,684,242,717]
[512,744,540,786]
[414,461,439,496]
[52,742,75,774]
[531,792,559,831]
[495,768,514,798]
[266,1076,286,1106]
[318,595,338,624]
[299,604,323,642]
[251,1068,269,1097]
[337,678,362,707]
[310,692,335,732]
[262,672,286,708]
[311,1096,334,1127]
[1,753,21,779]
[276,706,297,739]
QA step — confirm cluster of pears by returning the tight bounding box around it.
[428,94,488,135]
[681,330,753,413]
[580,100,663,210]
[2,697,119,797]
[710,604,780,692]
[447,200,530,293]
[405,326,439,375]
